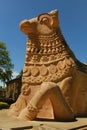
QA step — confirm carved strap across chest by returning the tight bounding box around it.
[22,56,76,85]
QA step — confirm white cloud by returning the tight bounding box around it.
[12,71,19,79]
[0,80,3,86]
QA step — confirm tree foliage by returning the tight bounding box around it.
[0,42,14,84]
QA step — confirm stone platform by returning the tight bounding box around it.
[0,110,87,130]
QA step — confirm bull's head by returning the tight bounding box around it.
[20,10,58,35]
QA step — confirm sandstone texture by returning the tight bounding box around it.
[8,10,87,122]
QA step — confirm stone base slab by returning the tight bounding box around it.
[0,110,87,130]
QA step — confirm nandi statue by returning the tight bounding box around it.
[9,10,87,121]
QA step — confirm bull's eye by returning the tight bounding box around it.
[40,17,49,24]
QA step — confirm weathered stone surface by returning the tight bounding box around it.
[8,9,87,121]
[1,110,87,130]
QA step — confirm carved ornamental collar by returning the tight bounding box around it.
[25,31,70,65]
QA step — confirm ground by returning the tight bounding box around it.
[0,110,87,130]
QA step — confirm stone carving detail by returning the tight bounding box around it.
[9,10,87,121]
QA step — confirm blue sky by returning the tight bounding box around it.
[0,0,87,78]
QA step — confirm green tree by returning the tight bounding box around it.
[0,42,14,86]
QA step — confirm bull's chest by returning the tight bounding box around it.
[22,54,76,85]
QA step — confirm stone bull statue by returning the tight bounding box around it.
[9,10,87,121]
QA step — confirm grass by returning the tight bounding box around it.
[0,102,9,109]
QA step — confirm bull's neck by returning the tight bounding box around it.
[27,28,67,53]
[25,28,75,65]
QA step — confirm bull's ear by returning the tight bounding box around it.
[20,20,31,35]
[37,13,53,27]
[49,10,59,28]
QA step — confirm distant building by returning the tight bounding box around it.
[6,77,22,102]
[0,87,6,101]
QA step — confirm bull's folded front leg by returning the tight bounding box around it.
[18,82,75,121]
